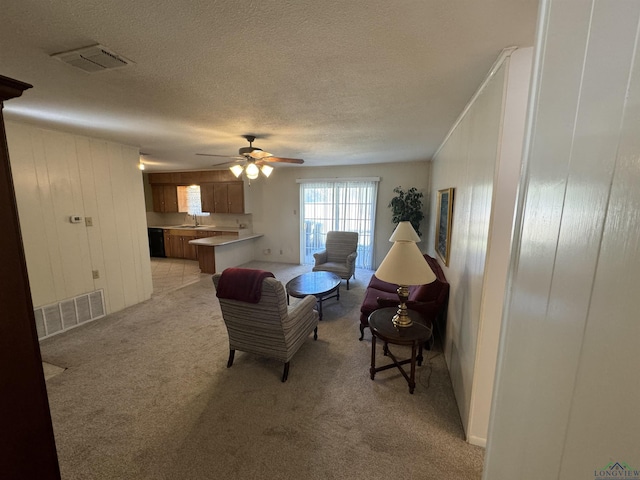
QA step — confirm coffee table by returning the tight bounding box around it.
[368,307,433,394]
[285,271,341,320]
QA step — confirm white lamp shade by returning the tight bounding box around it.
[261,164,274,177]
[245,162,259,179]
[389,221,421,242]
[230,164,244,178]
[375,241,436,286]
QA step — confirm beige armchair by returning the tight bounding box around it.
[312,231,359,289]
[213,269,319,382]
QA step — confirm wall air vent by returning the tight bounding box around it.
[51,44,133,73]
[34,289,106,339]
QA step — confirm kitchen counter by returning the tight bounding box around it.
[149,225,251,235]
[188,233,262,247]
[188,234,263,274]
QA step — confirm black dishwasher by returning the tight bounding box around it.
[148,228,166,257]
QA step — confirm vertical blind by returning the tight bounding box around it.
[299,179,379,269]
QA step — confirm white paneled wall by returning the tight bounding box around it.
[427,48,532,445]
[6,122,152,320]
[485,1,640,478]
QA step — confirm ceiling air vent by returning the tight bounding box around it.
[52,44,133,73]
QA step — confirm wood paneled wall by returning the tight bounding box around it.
[485,1,640,478]
[426,48,532,446]
[6,122,152,315]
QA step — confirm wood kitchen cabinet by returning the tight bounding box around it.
[148,170,237,185]
[148,171,244,214]
[164,229,198,259]
[163,230,178,258]
[182,234,198,260]
[200,182,244,214]
[152,185,179,213]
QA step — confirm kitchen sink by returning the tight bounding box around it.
[170,225,214,229]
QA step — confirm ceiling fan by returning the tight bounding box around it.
[196,135,304,179]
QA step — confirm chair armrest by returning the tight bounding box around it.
[313,250,327,266]
[287,295,318,324]
[346,251,357,266]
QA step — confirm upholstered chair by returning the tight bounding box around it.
[312,231,359,289]
[213,268,319,382]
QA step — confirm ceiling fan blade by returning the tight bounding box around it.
[196,153,244,159]
[211,160,244,167]
[264,157,304,164]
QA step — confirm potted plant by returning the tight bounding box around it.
[388,186,425,237]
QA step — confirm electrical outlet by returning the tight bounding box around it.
[263,248,271,255]
[280,249,283,255]
[92,270,100,279]
[85,217,93,227]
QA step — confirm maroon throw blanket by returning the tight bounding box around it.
[216,268,275,303]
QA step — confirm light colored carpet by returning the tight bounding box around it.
[42,361,65,380]
[40,262,483,480]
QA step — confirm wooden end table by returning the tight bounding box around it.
[368,307,433,394]
[285,271,341,320]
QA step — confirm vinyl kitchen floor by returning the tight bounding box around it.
[150,257,208,296]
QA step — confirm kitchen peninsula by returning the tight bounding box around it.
[189,233,263,274]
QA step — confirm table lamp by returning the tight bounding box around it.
[375,221,436,327]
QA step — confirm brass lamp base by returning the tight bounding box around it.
[392,285,413,328]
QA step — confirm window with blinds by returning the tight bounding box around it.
[177,185,209,216]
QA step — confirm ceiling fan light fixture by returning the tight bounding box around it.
[230,164,244,178]
[245,162,260,180]
[250,149,271,159]
[261,164,274,177]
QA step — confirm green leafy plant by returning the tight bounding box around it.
[388,186,425,237]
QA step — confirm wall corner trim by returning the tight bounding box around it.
[432,46,519,160]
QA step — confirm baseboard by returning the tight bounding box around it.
[467,435,487,448]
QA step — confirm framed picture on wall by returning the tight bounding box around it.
[435,188,454,266]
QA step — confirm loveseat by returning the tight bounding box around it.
[359,254,449,340]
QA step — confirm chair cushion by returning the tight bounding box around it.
[312,262,352,279]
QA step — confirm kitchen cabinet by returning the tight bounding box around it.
[163,230,197,259]
[152,185,179,213]
[182,234,198,260]
[163,230,179,258]
[200,182,244,214]
[148,170,237,185]
[196,230,219,238]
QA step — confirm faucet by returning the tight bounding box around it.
[193,214,199,227]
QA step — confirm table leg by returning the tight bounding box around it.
[370,334,377,380]
[317,295,323,321]
[409,342,417,394]
[417,343,424,366]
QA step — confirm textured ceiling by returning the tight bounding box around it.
[1,0,539,172]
